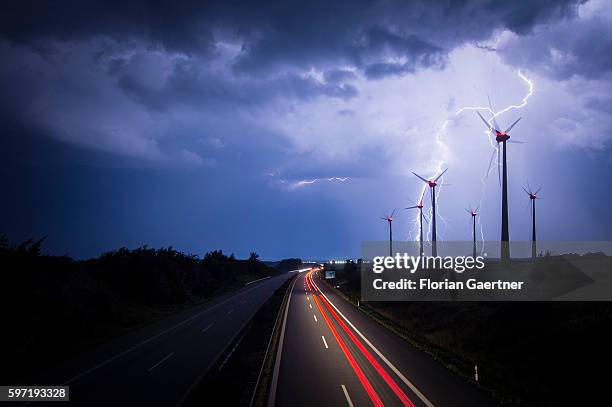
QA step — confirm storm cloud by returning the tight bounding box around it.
[1,0,611,258]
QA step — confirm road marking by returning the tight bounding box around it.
[313,315,318,322]
[178,275,295,407]
[267,276,298,407]
[341,385,354,407]
[201,324,213,333]
[245,276,271,286]
[317,288,415,406]
[61,282,269,385]
[311,280,383,406]
[218,333,246,372]
[148,352,174,372]
[321,335,328,349]
[227,309,234,315]
[311,277,434,407]
[309,303,312,309]
[306,296,309,301]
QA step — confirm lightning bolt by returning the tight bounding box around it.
[289,176,349,189]
[410,70,534,246]
[266,170,349,190]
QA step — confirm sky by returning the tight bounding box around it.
[1,0,611,260]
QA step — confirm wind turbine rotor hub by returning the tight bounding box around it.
[496,133,510,142]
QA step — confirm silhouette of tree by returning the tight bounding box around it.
[0,237,294,383]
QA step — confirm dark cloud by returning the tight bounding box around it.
[115,54,358,112]
[584,95,612,113]
[0,0,596,161]
[2,0,612,259]
[1,0,585,79]
[324,69,357,84]
[481,0,584,34]
[1,1,217,56]
[499,6,612,80]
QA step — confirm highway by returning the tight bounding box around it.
[273,270,497,406]
[35,272,293,406]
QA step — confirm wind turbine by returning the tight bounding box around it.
[406,189,427,257]
[476,106,523,260]
[523,184,542,259]
[380,209,397,257]
[466,205,479,258]
[412,168,448,257]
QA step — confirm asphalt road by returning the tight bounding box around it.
[274,270,497,407]
[35,273,294,406]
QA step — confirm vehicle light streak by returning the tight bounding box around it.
[308,272,434,407]
[307,272,415,407]
[310,275,384,407]
[317,286,416,407]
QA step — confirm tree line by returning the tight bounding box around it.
[0,236,298,382]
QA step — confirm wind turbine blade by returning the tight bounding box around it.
[420,189,426,203]
[505,117,522,133]
[488,94,501,130]
[507,140,524,144]
[422,212,430,224]
[391,208,397,218]
[522,186,530,196]
[486,147,496,177]
[412,172,428,183]
[535,187,542,195]
[434,168,448,182]
[476,111,494,131]
[405,206,418,210]
[465,208,471,215]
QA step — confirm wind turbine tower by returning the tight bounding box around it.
[412,168,448,257]
[476,107,523,260]
[380,209,397,257]
[466,206,479,258]
[406,190,427,256]
[523,185,542,259]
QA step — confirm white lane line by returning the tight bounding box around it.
[313,315,318,323]
[341,385,354,407]
[201,324,213,333]
[148,352,174,372]
[321,335,328,349]
[306,295,310,301]
[61,282,267,385]
[218,333,245,372]
[245,276,271,286]
[227,309,234,315]
[311,278,434,407]
[309,303,312,309]
[267,276,299,407]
